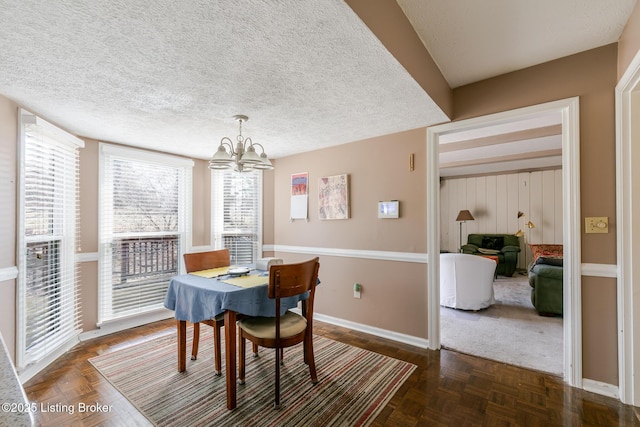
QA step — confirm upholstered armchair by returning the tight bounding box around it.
[461,233,521,277]
[529,260,563,316]
[528,244,563,316]
[440,253,496,310]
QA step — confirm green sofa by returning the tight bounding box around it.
[460,233,521,277]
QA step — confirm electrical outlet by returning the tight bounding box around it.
[353,283,361,299]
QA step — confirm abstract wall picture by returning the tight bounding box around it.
[318,174,349,220]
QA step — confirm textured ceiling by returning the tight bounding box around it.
[0,0,636,162]
[0,0,447,160]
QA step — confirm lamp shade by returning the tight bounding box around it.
[456,210,474,221]
[209,145,233,169]
[238,145,262,165]
[252,152,274,170]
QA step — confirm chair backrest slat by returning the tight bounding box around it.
[268,257,319,299]
[183,249,231,273]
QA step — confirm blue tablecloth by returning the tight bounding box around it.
[164,272,308,323]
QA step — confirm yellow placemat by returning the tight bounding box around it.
[222,274,269,288]
[189,266,230,278]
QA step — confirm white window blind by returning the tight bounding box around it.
[211,170,262,265]
[99,144,192,324]
[17,109,84,369]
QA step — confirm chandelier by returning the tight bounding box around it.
[208,115,274,172]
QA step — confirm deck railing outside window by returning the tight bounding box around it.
[25,240,61,350]
[110,235,178,315]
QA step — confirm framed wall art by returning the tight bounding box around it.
[318,174,349,220]
[290,172,308,220]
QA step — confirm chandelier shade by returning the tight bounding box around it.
[208,115,274,172]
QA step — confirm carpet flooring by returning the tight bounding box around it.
[89,327,415,427]
[440,275,563,376]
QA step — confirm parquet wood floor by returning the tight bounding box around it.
[23,319,639,426]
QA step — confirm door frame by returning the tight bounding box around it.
[426,97,582,387]
[615,51,640,406]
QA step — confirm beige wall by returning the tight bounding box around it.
[262,169,275,246]
[78,139,99,330]
[191,158,212,247]
[274,128,427,252]
[582,276,619,384]
[273,128,429,337]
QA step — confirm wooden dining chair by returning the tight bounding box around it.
[237,257,320,409]
[183,249,230,375]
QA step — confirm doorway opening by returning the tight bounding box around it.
[427,97,582,387]
[438,113,564,374]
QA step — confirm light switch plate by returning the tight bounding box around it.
[585,216,608,233]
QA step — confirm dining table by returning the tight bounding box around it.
[163,268,310,410]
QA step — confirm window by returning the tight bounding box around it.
[211,170,262,265]
[99,144,192,324]
[17,109,83,369]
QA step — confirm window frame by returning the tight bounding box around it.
[16,109,84,371]
[210,169,263,265]
[98,143,193,325]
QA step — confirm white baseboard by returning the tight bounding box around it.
[582,378,619,400]
[303,310,429,349]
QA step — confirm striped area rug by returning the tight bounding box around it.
[89,328,415,426]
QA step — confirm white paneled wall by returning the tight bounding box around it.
[441,169,563,269]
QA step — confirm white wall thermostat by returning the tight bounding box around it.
[378,200,399,219]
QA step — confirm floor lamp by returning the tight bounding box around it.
[456,210,474,252]
[515,211,535,270]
